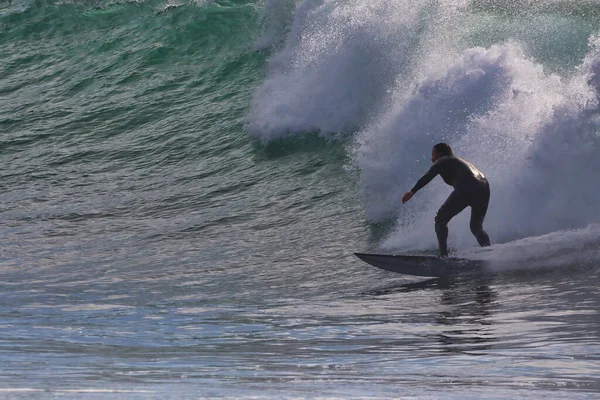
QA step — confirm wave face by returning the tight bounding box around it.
[248,0,600,258]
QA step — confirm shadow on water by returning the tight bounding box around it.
[434,282,498,352]
[358,260,600,357]
[428,264,600,354]
[359,277,442,296]
[359,274,494,296]
[360,274,499,352]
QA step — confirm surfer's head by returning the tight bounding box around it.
[432,143,453,163]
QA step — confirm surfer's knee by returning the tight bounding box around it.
[469,220,482,236]
[471,222,491,247]
[434,215,448,232]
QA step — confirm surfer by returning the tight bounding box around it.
[402,143,491,257]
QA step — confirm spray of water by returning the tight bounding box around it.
[373,37,600,256]
[245,0,448,142]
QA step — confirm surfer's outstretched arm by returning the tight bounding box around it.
[410,169,438,194]
[402,164,440,203]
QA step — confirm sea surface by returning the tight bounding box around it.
[1,0,600,398]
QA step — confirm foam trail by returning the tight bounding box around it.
[245,0,441,142]
[458,224,600,272]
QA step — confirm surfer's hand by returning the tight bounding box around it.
[402,191,414,204]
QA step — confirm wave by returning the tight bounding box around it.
[248,0,600,259]
[0,0,266,177]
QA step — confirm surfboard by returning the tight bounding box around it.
[354,252,485,277]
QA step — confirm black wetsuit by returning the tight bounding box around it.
[410,156,491,256]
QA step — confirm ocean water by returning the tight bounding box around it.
[1,0,600,398]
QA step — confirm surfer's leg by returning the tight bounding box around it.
[435,191,468,257]
[469,183,491,247]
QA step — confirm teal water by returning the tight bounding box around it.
[1,0,600,398]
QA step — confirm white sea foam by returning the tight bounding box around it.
[373,37,600,259]
[457,224,600,271]
[246,0,442,142]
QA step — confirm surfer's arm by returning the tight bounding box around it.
[402,167,438,204]
[410,165,439,194]
[402,161,443,203]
